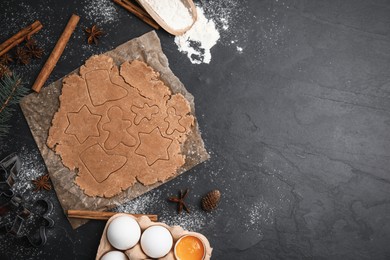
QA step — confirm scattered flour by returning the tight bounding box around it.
[114,190,162,214]
[244,199,275,231]
[113,189,212,232]
[82,0,118,24]
[174,7,220,64]
[161,210,208,232]
[173,0,249,64]
[142,0,193,30]
[200,0,249,50]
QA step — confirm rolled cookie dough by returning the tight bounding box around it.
[47,55,194,198]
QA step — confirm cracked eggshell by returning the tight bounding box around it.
[96,213,212,260]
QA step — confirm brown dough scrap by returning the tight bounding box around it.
[120,60,171,102]
[47,55,194,197]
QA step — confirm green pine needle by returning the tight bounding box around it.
[0,73,28,140]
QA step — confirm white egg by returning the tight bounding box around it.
[107,216,141,250]
[100,250,128,260]
[140,225,173,258]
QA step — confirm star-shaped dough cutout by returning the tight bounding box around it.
[135,127,173,165]
[65,105,101,143]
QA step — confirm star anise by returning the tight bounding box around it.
[26,44,44,59]
[0,64,11,78]
[24,38,44,59]
[0,53,13,65]
[32,173,52,192]
[15,46,31,65]
[84,25,104,45]
[168,189,190,214]
[25,38,37,49]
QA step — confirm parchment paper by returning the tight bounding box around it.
[20,31,209,229]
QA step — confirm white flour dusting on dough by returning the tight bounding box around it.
[174,7,220,64]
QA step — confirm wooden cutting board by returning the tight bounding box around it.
[20,31,209,229]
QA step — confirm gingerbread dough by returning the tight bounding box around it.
[47,55,194,198]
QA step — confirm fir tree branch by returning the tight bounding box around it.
[0,78,22,113]
[0,73,28,140]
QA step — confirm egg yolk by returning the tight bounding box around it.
[175,236,204,260]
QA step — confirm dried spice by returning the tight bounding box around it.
[0,64,11,78]
[168,189,190,214]
[15,46,31,65]
[26,44,44,59]
[25,38,37,49]
[201,189,221,212]
[32,173,52,191]
[24,38,44,59]
[84,25,104,45]
[0,53,13,65]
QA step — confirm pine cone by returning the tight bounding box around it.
[201,190,221,212]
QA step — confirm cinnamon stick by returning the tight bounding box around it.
[26,23,44,39]
[0,21,42,57]
[122,0,150,17]
[113,0,160,30]
[67,210,158,221]
[32,14,79,93]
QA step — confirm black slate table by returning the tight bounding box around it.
[1,0,390,259]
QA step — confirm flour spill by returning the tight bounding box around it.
[174,7,220,64]
[82,0,118,24]
[114,190,163,214]
[200,0,249,48]
[244,199,275,232]
[162,210,209,231]
[174,0,248,64]
[113,188,215,232]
